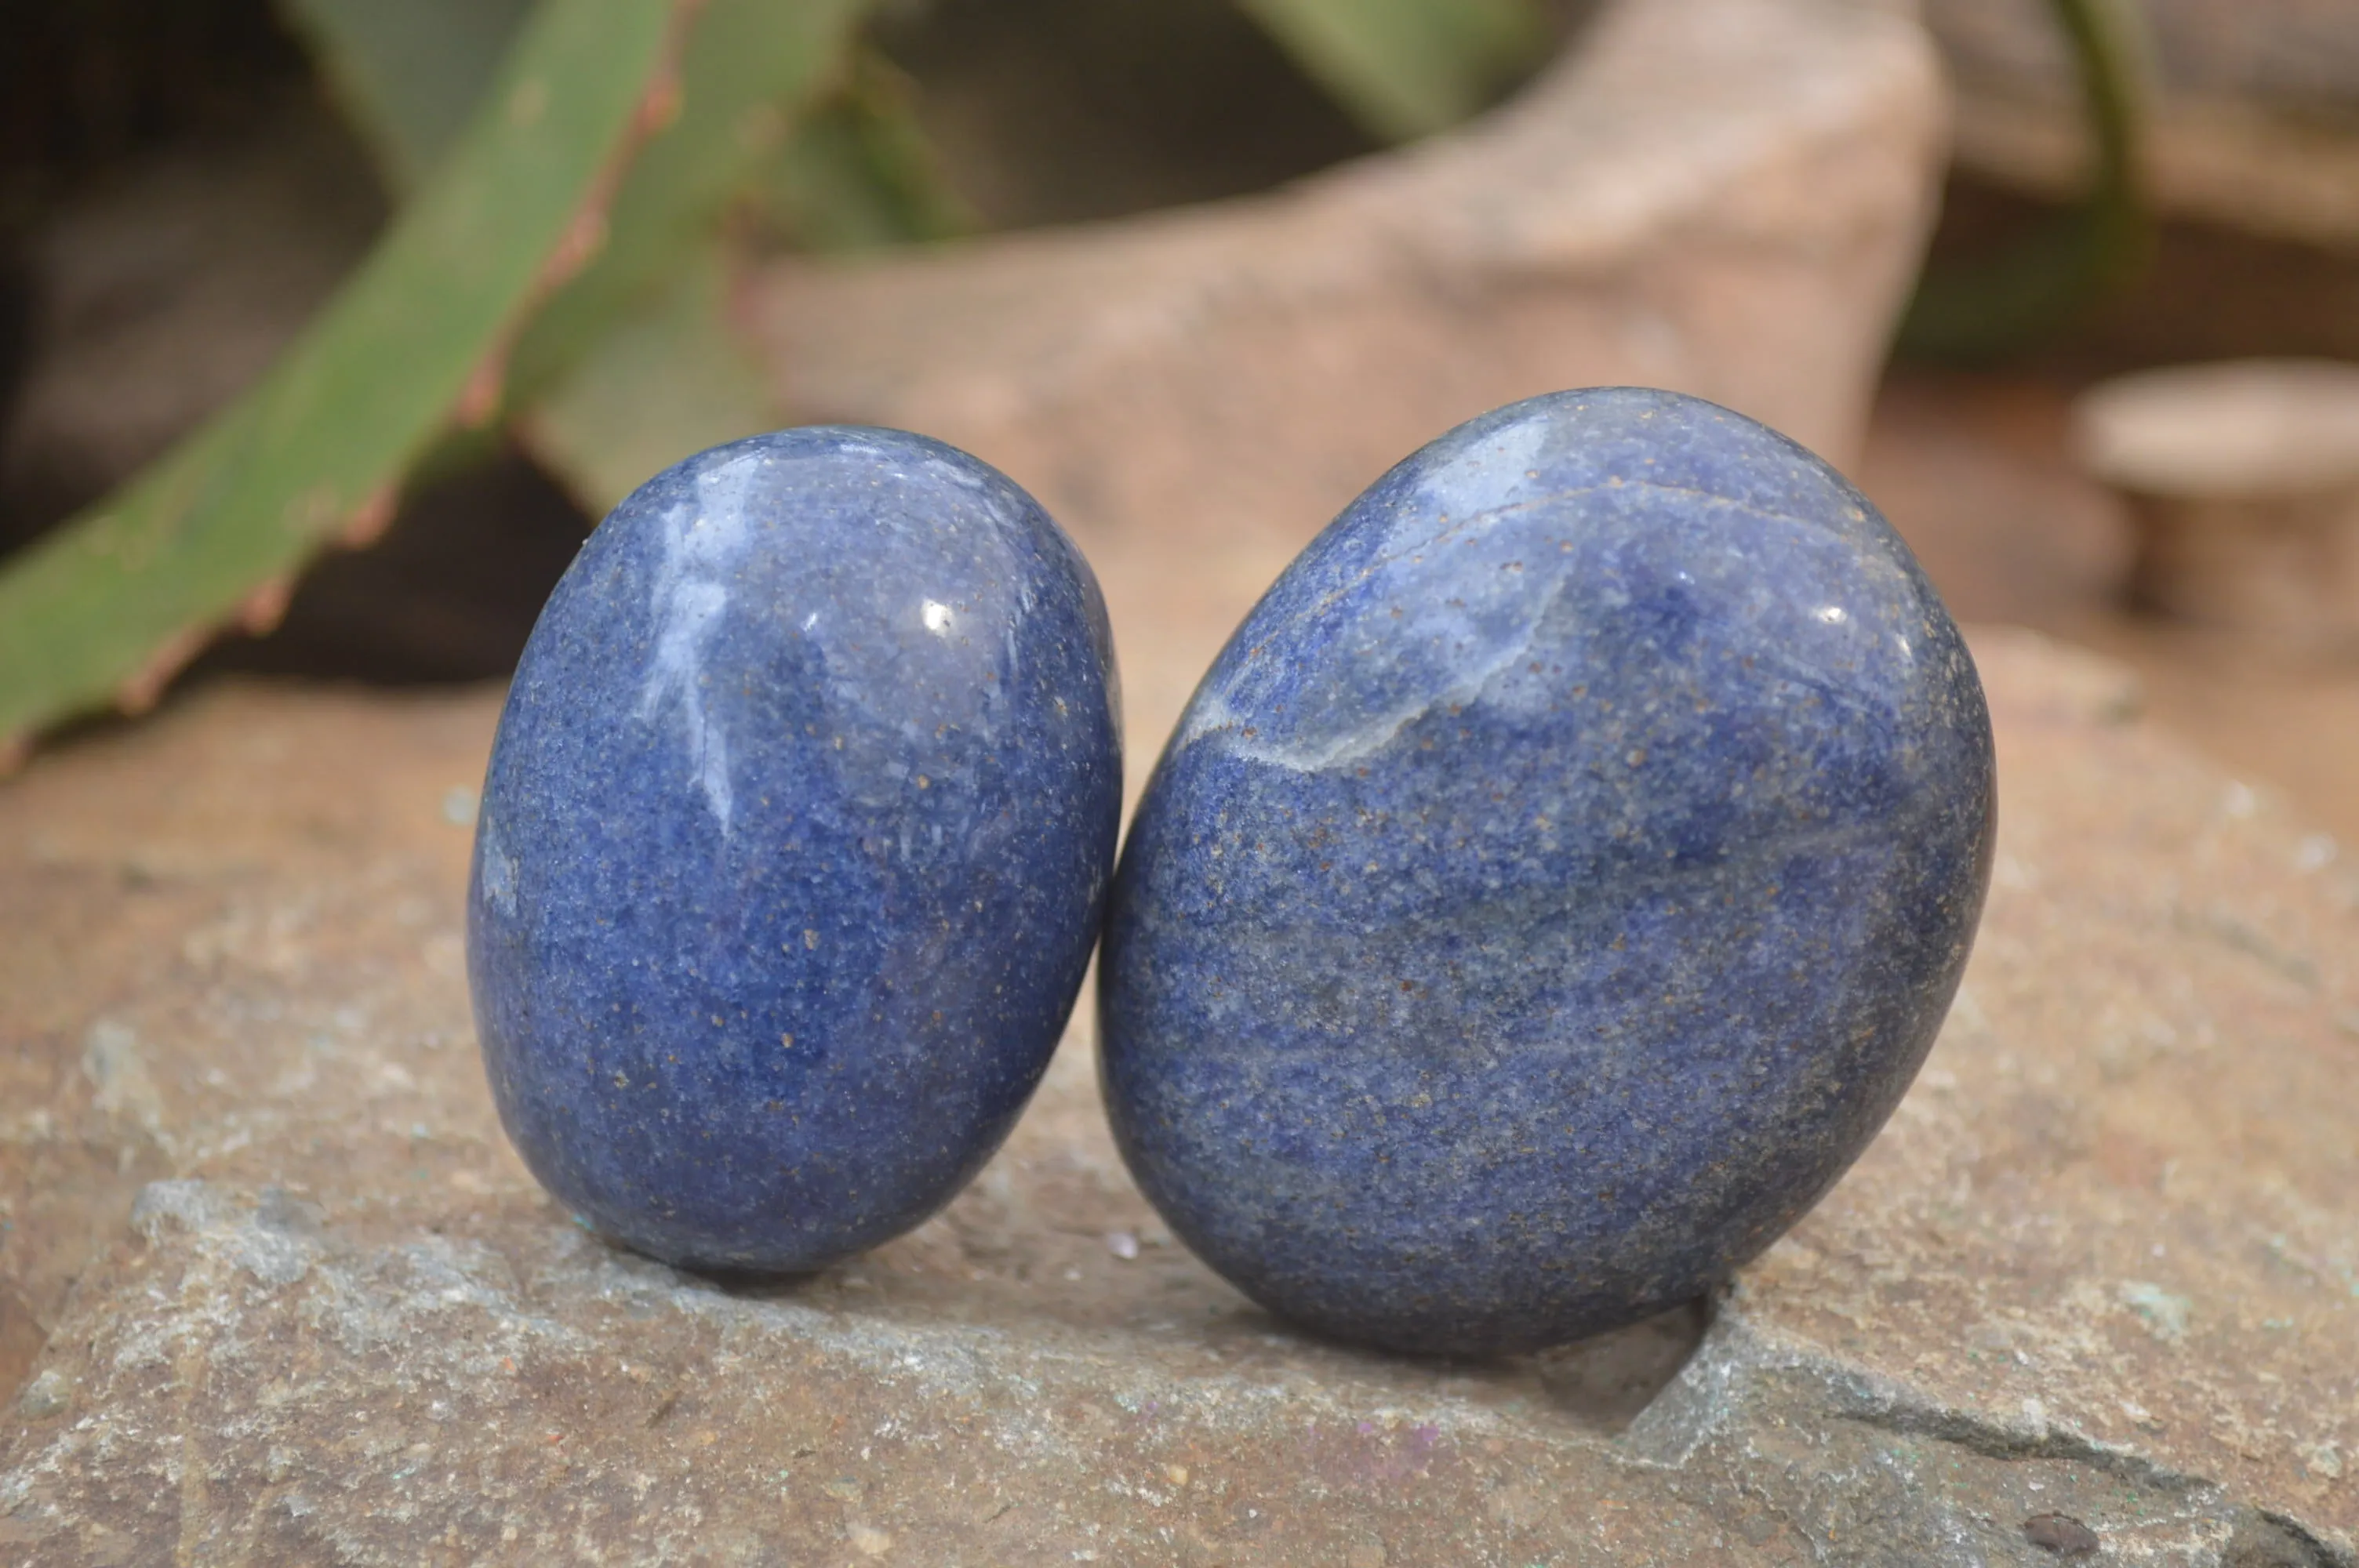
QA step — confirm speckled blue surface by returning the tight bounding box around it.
[468,427,1121,1274]
[1100,388,1994,1356]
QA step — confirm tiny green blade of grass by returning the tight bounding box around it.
[0,0,692,764]
[1234,0,1550,142]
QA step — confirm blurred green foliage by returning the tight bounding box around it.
[0,0,1552,757]
[0,0,2139,757]
[1899,0,2153,362]
[0,0,689,759]
[276,0,539,191]
[1237,0,1549,140]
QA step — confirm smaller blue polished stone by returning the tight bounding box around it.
[468,427,1121,1274]
[1100,387,1994,1356]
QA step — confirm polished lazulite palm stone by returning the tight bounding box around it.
[469,427,1121,1274]
[1100,387,1994,1356]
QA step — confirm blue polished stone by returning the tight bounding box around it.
[468,427,1121,1273]
[1100,387,1994,1356]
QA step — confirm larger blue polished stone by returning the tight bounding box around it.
[1100,388,1994,1356]
[469,427,1121,1274]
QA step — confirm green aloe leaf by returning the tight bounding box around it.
[520,250,776,516]
[1234,0,1550,142]
[525,48,974,519]
[758,48,975,253]
[0,0,692,762]
[280,0,895,520]
[285,0,961,522]
[500,0,875,409]
[278,0,876,412]
[276,0,537,191]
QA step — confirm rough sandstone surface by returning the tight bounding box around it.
[1,622,2355,1566]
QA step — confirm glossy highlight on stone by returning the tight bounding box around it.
[1100,387,1994,1356]
[469,427,1121,1274]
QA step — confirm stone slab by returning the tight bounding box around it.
[1,608,2354,1564]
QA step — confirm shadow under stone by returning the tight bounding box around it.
[1525,1296,1714,1436]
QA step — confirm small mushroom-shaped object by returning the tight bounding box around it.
[2072,358,2359,644]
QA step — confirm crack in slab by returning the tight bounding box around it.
[1619,1306,2356,1566]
